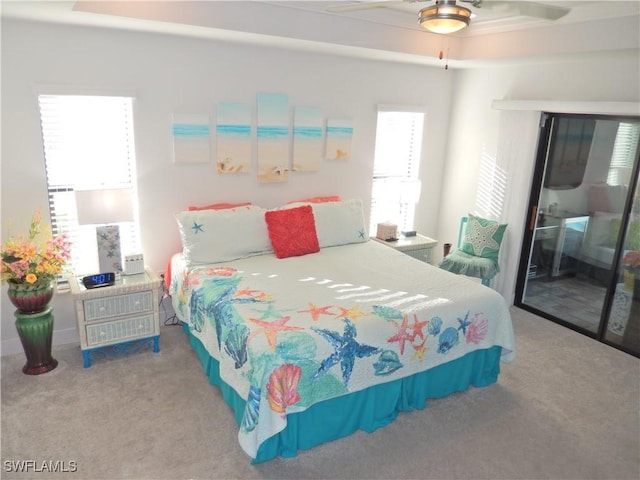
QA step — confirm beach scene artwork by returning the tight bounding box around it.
[325,119,353,161]
[216,102,251,174]
[257,93,289,183]
[172,114,210,164]
[293,106,323,172]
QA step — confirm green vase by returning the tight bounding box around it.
[14,307,58,375]
[7,281,54,314]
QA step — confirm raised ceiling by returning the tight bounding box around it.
[2,1,639,67]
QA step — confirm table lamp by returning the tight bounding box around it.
[75,187,134,274]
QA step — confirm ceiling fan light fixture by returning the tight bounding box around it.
[418,1,471,34]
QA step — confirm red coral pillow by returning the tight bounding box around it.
[265,206,320,259]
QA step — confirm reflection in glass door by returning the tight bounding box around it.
[515,114,639,357]
[604,173,640,352]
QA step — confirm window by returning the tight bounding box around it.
[38,95,140,282]
[607,121,640,186]
[369,108,424,235]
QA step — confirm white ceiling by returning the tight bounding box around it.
[2,1,639,68]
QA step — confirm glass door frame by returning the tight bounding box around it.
[514,112,640,357]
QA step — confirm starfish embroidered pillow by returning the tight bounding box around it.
[176,205,272,266]
[265,205,320,258]
[460,213,507,260]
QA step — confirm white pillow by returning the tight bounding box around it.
[175,206,272,266]
[311,199,368,248]
[275,198,367,248]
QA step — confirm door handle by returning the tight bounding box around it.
[529,205,538,231]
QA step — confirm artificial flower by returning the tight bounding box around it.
[1,212,71,286]
[622,250,640,271]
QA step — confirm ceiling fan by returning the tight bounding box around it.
[328,0,571,34]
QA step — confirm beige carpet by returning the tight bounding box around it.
[1,307,638,480]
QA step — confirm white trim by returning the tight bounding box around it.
[376,104,427,113]
[492,100,640,116]
[32,83,137,98]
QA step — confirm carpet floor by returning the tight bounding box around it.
[1,306,638,480]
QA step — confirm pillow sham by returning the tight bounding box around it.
[460,213,507,260]
[187,202,251,211]
[175,205,272,266]
[274,198,367,248]
[311,198,367,248]
[264,205,320,259]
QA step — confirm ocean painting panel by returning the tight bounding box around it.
[172,114,210,164]
[325,119,353,161]
[216,102,251,174]
[257,93,289,183]
[293,106,323,172]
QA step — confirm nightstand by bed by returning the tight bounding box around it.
[69,267,161,367]
[372,234,438,264]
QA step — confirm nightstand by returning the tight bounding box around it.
[372,234,438,264]
[69,267,161,367]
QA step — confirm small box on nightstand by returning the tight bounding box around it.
[376,223,398,241]
[123,253,145,275]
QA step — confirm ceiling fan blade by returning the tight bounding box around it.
[473,1,570,20]
[327,1,408,13]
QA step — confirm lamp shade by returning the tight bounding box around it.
[75,187,134,225]
[419,1,471,34]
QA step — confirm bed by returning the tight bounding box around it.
[169,200,516,463]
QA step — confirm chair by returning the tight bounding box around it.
[438,214,507,287]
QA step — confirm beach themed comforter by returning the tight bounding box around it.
[170,240,516,460]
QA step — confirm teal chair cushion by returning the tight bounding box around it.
[459,213,507,261]
[439,250,500,280]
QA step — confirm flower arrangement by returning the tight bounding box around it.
[623,251,640,275]
[1,212,71,287]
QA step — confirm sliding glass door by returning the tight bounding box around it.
[515,113,640,357]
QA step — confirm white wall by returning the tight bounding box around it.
[438,51,640,303]
[2,19,638,356]
[0,19,452,354]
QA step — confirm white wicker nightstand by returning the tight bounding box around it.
[372,234,438,264]
[69,267,161,367]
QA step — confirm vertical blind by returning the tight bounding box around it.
[369,108,425,234]
[38,95,140,280]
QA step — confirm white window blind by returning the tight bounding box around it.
[369,108,424,234]
[607,121,640,186]
[38,95,140,281]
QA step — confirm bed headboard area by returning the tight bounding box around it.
[174,197,367,266]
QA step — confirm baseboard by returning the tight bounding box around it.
[1,328,79,357]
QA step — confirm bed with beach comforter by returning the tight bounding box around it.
[169,200,516,463]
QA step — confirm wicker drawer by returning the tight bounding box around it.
[85,314,156,346]
[84,291,153,322]
[403,248,433,264]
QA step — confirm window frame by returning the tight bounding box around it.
[37,90,141,285]
[369,105,425,235]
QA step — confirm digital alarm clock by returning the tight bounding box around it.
[82,272,116,289]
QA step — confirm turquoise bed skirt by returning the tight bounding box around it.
[183,323,502,463]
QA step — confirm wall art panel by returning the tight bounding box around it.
[172,114,210,164]
[216,102,252,174]
[325,118,353,161]
[293,106,323,172]
[257,93,289,183]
